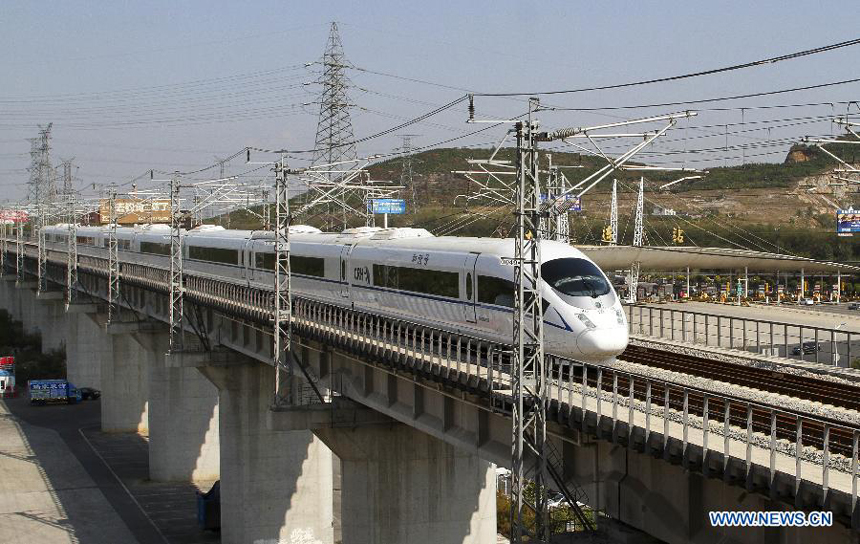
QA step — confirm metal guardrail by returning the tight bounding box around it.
[625,304,859,367]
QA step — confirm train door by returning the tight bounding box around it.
[462,253,479,323]
[339,244,354,298]
[246,240,261,283]
[244,239,255,282]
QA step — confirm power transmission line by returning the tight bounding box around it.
[474,36,860,97]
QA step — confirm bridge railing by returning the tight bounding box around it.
[290,296,859,512]
[558,356,859,518]
[625,304,858,367]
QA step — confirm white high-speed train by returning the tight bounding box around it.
[43,224,628,362]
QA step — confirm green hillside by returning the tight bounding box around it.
[365,139,859,202]
[211,137,860,261]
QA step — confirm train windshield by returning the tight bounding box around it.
[542,258,610,298]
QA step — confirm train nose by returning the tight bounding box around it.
[576,327,628,358]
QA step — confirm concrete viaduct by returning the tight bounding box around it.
[0,238,856,544]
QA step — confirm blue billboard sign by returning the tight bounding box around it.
[837,209,860,234]
[370,199,407,215]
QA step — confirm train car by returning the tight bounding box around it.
[42,224,628,362]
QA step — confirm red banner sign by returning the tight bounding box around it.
[0,211,29,223]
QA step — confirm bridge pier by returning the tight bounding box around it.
[143,335,221,483]
[200,361,335,544]
[102,328,151,434]
[0,277,23,317]
[314,422,497,544]
[0,280,65,352]
[64,305,105,389]
[33,295,66,352]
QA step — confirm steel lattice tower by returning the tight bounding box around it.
[628,176,644,303]
[35,124,56,203]
[633,176,644,247]
[609,179,618,245]
[27,138,41,202]
[60,158,75,195]
[311,22,357,229]
[399,135,418,212]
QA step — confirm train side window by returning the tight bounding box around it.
[188,245,239,265]
[341,260,346,281]
[466,273,473,300]
[478,275,515,308]
[373,264,457,298]
[256,252,275,270]
[292,256,324,277]
[140,241,171,255]
[255,252,324,277]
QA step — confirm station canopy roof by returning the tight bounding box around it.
[578,245,860,274]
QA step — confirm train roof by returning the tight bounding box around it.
[41,223,585,259]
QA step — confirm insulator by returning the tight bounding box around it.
[547,127,582,141]
[468,94,475,121]
[246,148,251,163]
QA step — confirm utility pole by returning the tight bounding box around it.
[273,157,294,407]
[107,188,119,323]
[311,22,357,231]
[168,175,183,352]
[15,217,23,284]
[65,194,78,310]
[510,97,550,544]
[0,220,5,277]
[61,158,78,309]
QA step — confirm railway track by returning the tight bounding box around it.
[613,345,860,457]
[621,344,860,412]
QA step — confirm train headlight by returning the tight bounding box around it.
[576,313,596,329]
[615,308,625,325]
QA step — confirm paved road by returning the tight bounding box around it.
[3,397,216,544]
[0,397,151,543]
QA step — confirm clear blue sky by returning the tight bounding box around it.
[1,1,859,200]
